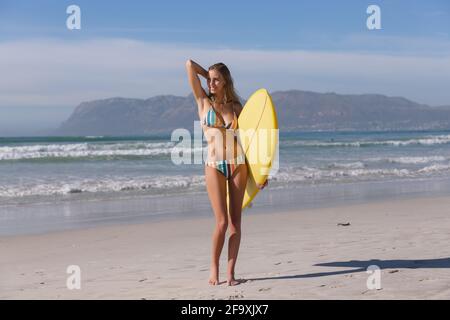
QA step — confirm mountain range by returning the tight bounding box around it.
[51,90,450,136]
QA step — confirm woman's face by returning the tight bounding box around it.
[207,69,226,95]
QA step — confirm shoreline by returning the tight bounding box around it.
[1,193,450,299]
[3,175,450,237]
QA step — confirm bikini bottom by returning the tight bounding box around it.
[205,154,246,180]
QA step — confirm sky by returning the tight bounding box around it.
[0,0,450,135]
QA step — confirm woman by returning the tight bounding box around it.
[185,59,268,286]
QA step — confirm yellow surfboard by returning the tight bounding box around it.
[227,88,279,211]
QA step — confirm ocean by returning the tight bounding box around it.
[2,130,450,235]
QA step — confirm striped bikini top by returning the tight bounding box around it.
[202,103,238,130]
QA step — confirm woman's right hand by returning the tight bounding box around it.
[256,179,269,190]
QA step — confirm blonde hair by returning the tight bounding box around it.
[208,62,240,105]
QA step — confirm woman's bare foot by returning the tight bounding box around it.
[209,267,219,285]
[227,275,246,286]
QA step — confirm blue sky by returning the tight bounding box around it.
[1,0,449,50]
[0,0,449,135]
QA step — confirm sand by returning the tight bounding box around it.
[1,195,450,299]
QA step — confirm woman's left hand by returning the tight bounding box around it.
[257,179,269,190]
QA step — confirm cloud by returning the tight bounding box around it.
[1,37,450,108]
[339,33,450,57]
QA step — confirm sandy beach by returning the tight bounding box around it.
[1,194,450,300]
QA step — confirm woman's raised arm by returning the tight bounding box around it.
[185,59,208,102]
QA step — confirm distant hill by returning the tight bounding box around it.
[51,90,450,136]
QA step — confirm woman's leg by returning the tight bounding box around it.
[205,165,228,285]
[227,163,248,285]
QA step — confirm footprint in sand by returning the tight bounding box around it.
[228,292,245,300]
[361,288,383,294]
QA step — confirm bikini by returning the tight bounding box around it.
[202,102,246,180]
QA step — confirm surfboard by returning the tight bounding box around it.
[227,88,279,211]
